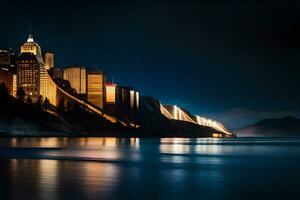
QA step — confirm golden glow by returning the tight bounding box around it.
[40,65,57,106]
[50,74,120,124]
[87,73,104,108]
[160,104,174,119]
[106,84,116,103]
[136,92,139,109]
[160,104,233,137]
[20,35,43,62]
[12,74,17,97]
[44,52,54,69]
[160,138,191,154]
[174,105,178,120]
[130,90,135,110]
[212,133,222,138]
[17,56,41,102]
[17,34,124,125]
[63,67,86,94]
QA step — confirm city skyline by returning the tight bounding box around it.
[1,0,300,128]
[0,33,233,136]
[1,2,300,200]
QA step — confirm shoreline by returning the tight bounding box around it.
[0,130,234,138]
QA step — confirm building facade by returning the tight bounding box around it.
[63,66,86,95]
[17,35,57,105]
[17,53,41,101]
[20,35,43,63]
[105,82,117,104]
[116,86,139,118]
[104,83,139,119]
[44,52,54,69]
[0,48,17,96]
[87,69,106,108]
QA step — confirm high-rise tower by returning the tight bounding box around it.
[20,34,43,63]
[87,69,106,108]
[63,66,86,95]
[18,34,57,105]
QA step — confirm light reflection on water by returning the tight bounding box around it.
[1,137,300,200]
[6,137,140,148]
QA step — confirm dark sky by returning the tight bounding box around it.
[1,0,300,128]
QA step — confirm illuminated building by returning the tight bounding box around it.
[18,34,57,105]
[116,86,139,118]
[104,83,139,119]
[20,34,43,63]
[104,82,117,113]
[12,34,122,124]
[87,69,106,108]
[0,48,17,96]
[63,66,86,95]
[17,53,41,101]
[44,52,54,69]
[105,82,117,104]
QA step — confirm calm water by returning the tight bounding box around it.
[0,137,300,200]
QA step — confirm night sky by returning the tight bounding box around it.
[1,0,300,128]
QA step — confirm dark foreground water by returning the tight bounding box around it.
[0,137,300,200]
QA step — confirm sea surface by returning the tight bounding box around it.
[0,137,300,200]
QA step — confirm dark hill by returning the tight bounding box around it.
[235,116,300,137]
[0,89,225,137]
[136,96,225,137]
[0,95,142,137]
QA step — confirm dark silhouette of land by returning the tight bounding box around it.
[0,83,223,137]
[235,116,300,137]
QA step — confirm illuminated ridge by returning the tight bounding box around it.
[160,104,232,136]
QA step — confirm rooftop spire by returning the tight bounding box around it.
[27,34,34,42]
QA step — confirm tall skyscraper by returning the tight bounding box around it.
[87,69,106,108]
[44,52,54,69]
[18,34,57,104]
[20,34,43,63]
[63,66,86,95]
[17,53,41,101]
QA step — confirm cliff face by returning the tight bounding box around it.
[235,116,300,137]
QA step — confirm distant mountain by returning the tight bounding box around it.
[235,116,300,137]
